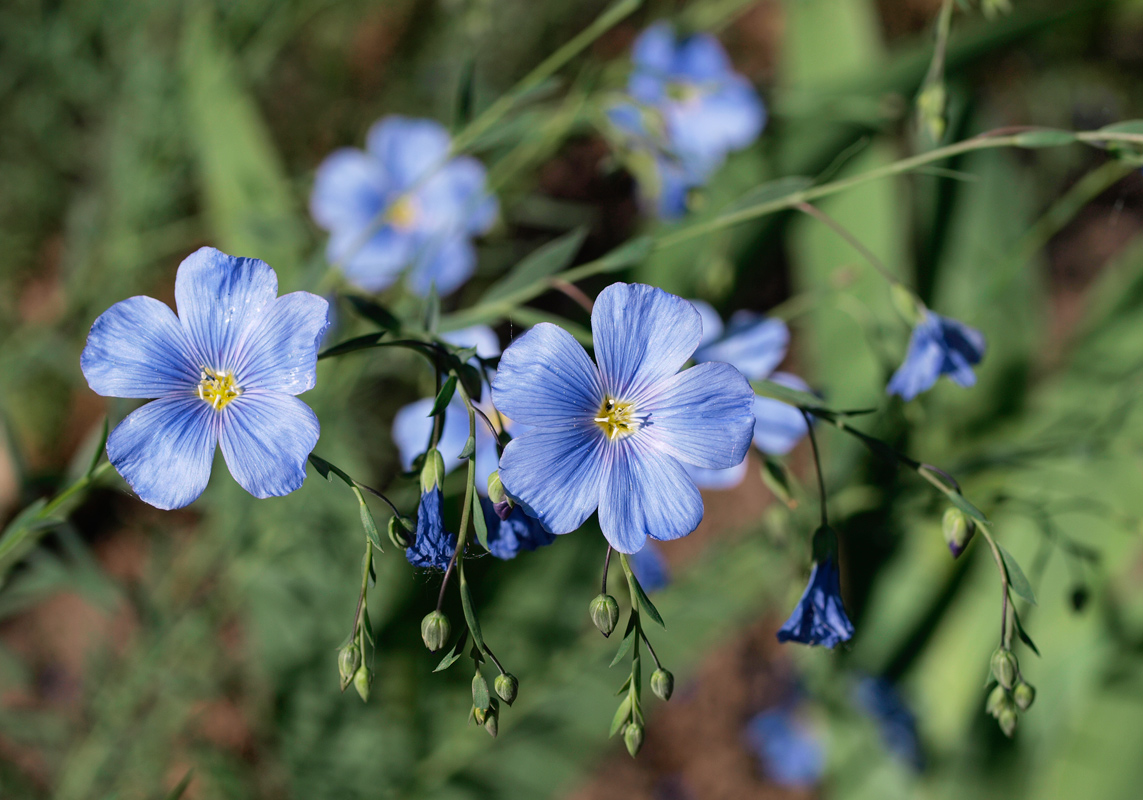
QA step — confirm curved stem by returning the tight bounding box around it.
[801,409,828,529]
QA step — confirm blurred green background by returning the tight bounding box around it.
[5,0,1143,797]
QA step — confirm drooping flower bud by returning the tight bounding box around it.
[421,610,451,652]
[420,448,446,493]
[487,471,506,504]
[353,664,372,702]
[985,685,1008,718]
[590,594,620,637]
[623,722,644,757]
[942,507,975,558]
[650,668,674,702]
[1013,681,1035,711]
[388,514,414,548]
[997,706,1018,738]
[991,648,1018,690]
[484,707,499,738]
[495,672,519,706]
[338,642,361,692]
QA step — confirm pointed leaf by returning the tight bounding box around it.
[345,295,401,331]
[609,694,633,738]
[1012,607,1040,657]
[472,491,490,551]
[999,543,1037,606]
[480,228,587,304]
[472,670,491,711]
[429,375,459,417]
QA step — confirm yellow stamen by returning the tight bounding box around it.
[594,397,641,441]
[386,194,419,230]
[197,367,242,411]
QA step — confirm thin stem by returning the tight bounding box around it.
[923,0,955,89]
[352,541,372,633]
[801,409,828,529]
[638,626,662,670]
[601,546,613,595]
[796,201,899,287]
[355,482,402,518]
[552,280,595,313]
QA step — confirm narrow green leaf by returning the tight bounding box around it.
[433,629,470,673]
[609,694,633,737]
[458,435,476,460]
[945,489,989,525]
[472,491,490,551]
[723,175,813,214]
[609,623,637,667]
[453,58,477,130]
[472,670,491,712]
[1012,607,1040,657]
[317,333,386,359]
[1013,129,1077,148]
[165,770,194,800]
[628,573,666,629]
[593,235,653,273]
[354,488,383,552]
[425,285,441,334]
[430,375,459,417]
[480,228,588,304]
[457,363,483,404]
[1096,120,1143,136]
[751,379,825,410]
[345,295,401,331]
[999,543,1037,606]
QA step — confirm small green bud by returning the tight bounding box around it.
[388,515,413,548]
[916,81,947,143]
[494,672,519,706]
[353,664,372,702]
[589,594,621,637]
[338,643,361,691]
[421,610,451,652]
[420,449,446,492]
[650,669,674,702]
[484,709,499,738]
[991,648,1019,690]
[1013,682,1036,711]
[623,722,644,757]
[942,507,976,558]
[997,706,1018,738]
[487,471,506,504]
[985,685,1008,718]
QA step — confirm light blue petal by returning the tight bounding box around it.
[653,155,695,219]
[106,396,218,510]
[693,311,788,379]
[82,296,199,398]
[233,292,329,395]
[392,397,438,472]
[887,324,944,401]
[629,541,670,592]
[392,395,501,492]
[669,80,764,166]
[598,437,703,553]
[686,459,749,491]
[219,391,319,499]
[417,157,498,236]
[332,225,415,293]
[592,282,702,402]
[491,323,603,426]
[408,235,476,297]
[753,372,811,456]
[673,33,731,82]
[365,116,451,190]
[632,22,675,74]
[640,361,754,469]
[440,325,501,359]
[688,298,724,346]
[938,314,986,363]
[498,426,607,535]
[944,349,978,388]
[174,247,279,370]
[309,148,388,233]
[606,102,647,138]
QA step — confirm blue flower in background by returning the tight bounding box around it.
[629,541,670,592]
[407,486,457,569]
[686,301,811,490]
[81,247,329,510]
[310,116,498,296]
[608,22,765,218]
[745,708,825,788]
[853,676,924,770]
[776,555,855,649]
[491,282,755,554]
[887,311,986,401]
[479,497,556,560]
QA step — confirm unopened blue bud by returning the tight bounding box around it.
[420,449,446,493]
[991,648,1018,690]
[590,594,620,637]
[942,507,975,558]
[623,722,644,757]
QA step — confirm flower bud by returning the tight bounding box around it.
[997,706,1018,738]
[650,669,674,702]
[472,704,487,725]
[484,711,499,738]
[916,81,947,143]
[353,664,372,702]
[985,685,1008,718]
[420,449,446,493]
[421,610,451,652]
[590,594,620,638]
[942,507,975,558]
[1013,681,1035,711]
[388,515,413,549]
[991,648,1018,690]
[493,498,514,521]
[338,643,361,691]
[495,672,519,706]
[623,722,644,757]
[487,471,506,504]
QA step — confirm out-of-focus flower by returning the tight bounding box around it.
[479,497,555,559]
[310,116,497,296]
[81,247,328,510]
[607,22,765,217]
[853,676,924,770]
[686,301,811,490]
[745,707,825,788]
[629,541,670,592]
[777,528,854,648]
[491,282,755,553]
[887,311,986,401]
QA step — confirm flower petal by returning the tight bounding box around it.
[82,296,199,398]
[416,157,498,236]
[673,32,731,82]
[391,397,438,472]
[598,438,703,553]
[688,298,725,346]
[886,324,944,401]
[491,323,603,426]
[640,361,755,470]
[592,282,702,401]
[686,459,749,491]
[407,235,476,297]
[234,292,329,395]
[219,391,319,499]
[309,148,388,233]
[175,247,279,370]
[497,426,607,535]
[628,542,670,592]
[752,372,811,456]
[333,225,415,293]
[693,311,788,380]
[630,23,674,102]
[365,116,451,189]
[106,396,218,510]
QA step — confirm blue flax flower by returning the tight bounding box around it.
[407,484,457,570]
[629,541,670,592]
[745,707,825,788]
[887,311,986,401]
[777,554,855,649]
[479,497,556,560]
[491,282,755,553]
[686,301,811,490]
[80,247,329,510]
[853,676,924,770]
[608,22,765,217]
[310,116,497,296]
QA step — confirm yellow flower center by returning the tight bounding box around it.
[196,367,242,411]
[386,195,419,230]
[594,397,641,441]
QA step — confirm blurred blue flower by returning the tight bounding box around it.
[491,282,755,553]
[81,247,328,510]
[745,708,825,788]
[853,676,923,770]
[407,487,457,569]
[629,541,670,592]
[686,301,811,490]
[777,556,854,648]
[310,116,498,296]
[608,22,765,217]
[479,497,556,559]
[887,311,986,401]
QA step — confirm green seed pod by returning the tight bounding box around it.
[623,722,645,757]
[942,507,975,558]
[590,594,620,638]
[338,643,361,691]
[353,664,372,703]
[494,672,519,706]
[1013,682,1036,711]
[421,610,451,652]
[991,648,1018,690]
[998,706,1018,738]
[650,668,674,702]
